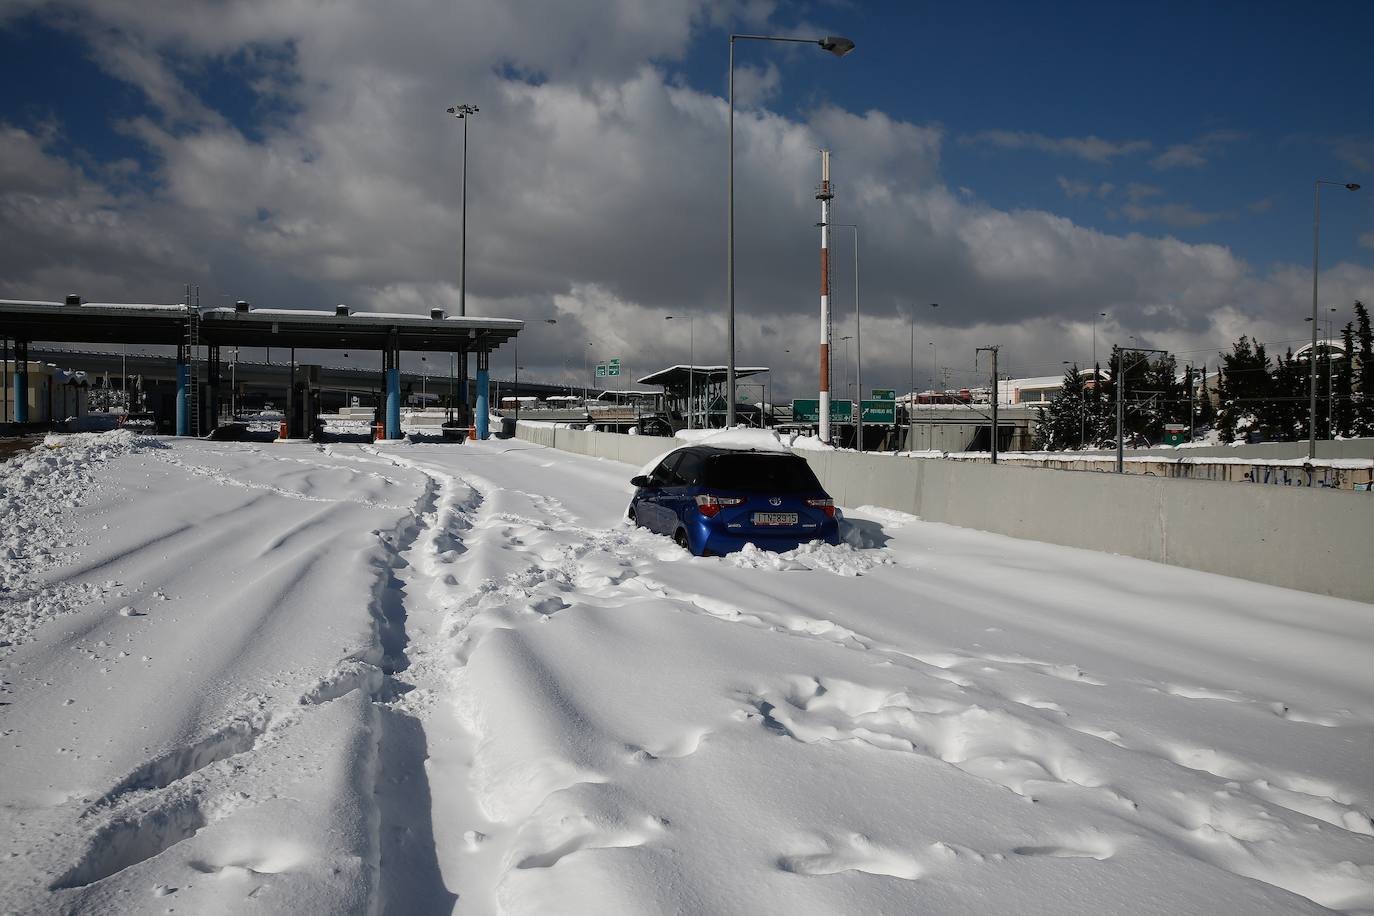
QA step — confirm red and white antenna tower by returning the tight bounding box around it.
[817,149,834,443]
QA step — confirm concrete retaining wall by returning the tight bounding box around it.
[514,423,672,469]
[513,425,1374,604]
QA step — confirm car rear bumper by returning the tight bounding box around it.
[693,518,840,555]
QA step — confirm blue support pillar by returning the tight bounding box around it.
[13,340,28,423]
[385,367,401,439]
[175,359,190,436]
[475,350,490,440]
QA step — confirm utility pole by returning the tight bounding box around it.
[976,345,1000,464]
[1188,363,1195,443]
[1115,346,1169,472]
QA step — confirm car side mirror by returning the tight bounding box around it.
[631,475,652,488]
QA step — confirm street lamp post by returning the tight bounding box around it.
[665,315,695,429]
[1091,311,1107,370]
[1310,179,1360,458]
[728,33,854,428]
[447,103,479,418]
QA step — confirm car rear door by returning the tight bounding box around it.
[640,453,682,534]
[661,449,705,529]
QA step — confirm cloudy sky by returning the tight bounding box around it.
[2,0,1372,398]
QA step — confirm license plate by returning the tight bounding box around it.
[753,512,798,526]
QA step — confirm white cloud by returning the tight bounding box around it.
[1056,177,1113,200]
[1,1,1370,399]
[965,130,1151,162]
[1121,202,1232,228]
[1150,129,1245,171]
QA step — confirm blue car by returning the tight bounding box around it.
[628,446,841,556]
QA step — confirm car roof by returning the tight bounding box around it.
[674,445,801,459]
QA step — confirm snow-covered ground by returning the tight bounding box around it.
[2,432,1372,915]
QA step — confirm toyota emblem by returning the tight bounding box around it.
[769,497,782,506]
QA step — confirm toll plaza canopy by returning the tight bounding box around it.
[0,299,521,353]
[1,298,522,440]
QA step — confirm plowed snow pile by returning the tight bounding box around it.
[1,435,1371,916]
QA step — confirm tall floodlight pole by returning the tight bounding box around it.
[447,103,479,414]
[666,315,695,428]
[728,34,854,430]
[1310,180,1360,458]
[908,319,915,411]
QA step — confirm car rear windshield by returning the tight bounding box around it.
[703,453,823,492]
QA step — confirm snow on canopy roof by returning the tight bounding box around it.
[202,307,522,328]
[637,365,769,386]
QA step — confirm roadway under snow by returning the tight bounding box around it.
[1,432,1372,915]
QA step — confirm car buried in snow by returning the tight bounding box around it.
[628,446,840,556]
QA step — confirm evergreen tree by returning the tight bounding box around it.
[1216,337,1270,443]
[1097,348,1180,446]
[1354,302,1374,435]
[1335,322,1355,437]
[1194,361,1216,430]
[1268,349,1307,440]
[1034,365,1086,450]
[1086,362,1110,446]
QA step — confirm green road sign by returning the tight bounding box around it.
[608,364,621,377]
[871,388,895,400]
[791,399,854,423]
[609,358,621,368]
[861,400,896,424]
[595,364,607,378]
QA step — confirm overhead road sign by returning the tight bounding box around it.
[860,400,896,424]
[792,398,853,423]
[871,388,895,400]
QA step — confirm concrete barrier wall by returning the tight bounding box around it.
[514,423,671,470]
[514,426,1374,603]
[1086,438,1374,461]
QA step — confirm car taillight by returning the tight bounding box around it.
[694,494,745,517]
[805,497,835,518]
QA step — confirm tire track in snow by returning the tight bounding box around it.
[23,443,426,911]
[347,446,1374,915]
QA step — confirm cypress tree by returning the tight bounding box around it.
[1355,302,1374,435]
[1335,322,1355,437]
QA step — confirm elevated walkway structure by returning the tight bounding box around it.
[638,364,769,430]
[0,297,521,440]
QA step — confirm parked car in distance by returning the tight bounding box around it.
[628,446,840,556]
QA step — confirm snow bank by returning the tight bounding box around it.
[1,430,163,648]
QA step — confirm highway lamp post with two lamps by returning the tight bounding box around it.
[727,32,854,428]
[1310,179,1360,458]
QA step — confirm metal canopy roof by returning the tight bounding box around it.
[0,300,522,353]
[636,365,769,387]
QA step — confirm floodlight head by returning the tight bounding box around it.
[819,35,856,57]
[447,104,479,118]
[1347,183,1361,191]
